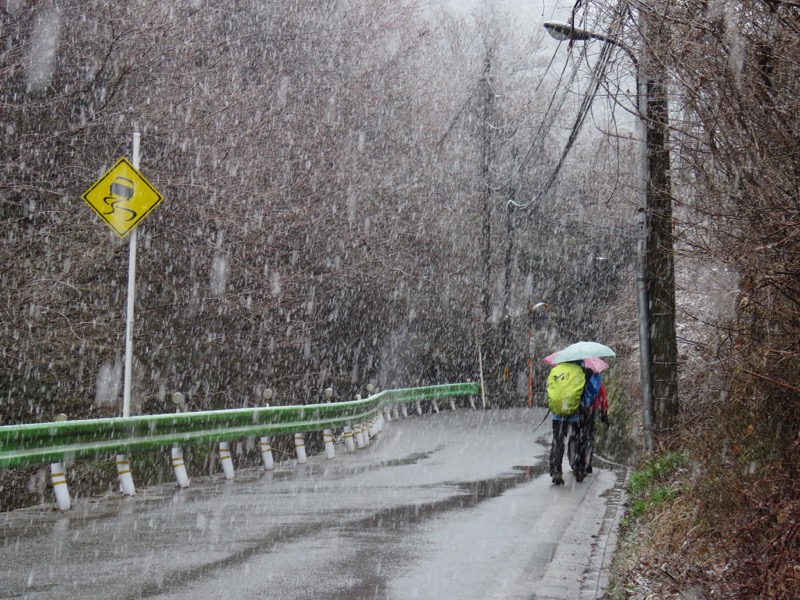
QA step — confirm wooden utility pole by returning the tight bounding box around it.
[479,50,495,401]
[641,8,679,432]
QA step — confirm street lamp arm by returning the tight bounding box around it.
[543,21,638,72]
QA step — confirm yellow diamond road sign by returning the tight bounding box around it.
[82,157,164,238]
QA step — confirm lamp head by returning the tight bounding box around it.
[543,21,593,42]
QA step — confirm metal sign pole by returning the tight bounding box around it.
[122,131,140,418]
[472,304,487,409]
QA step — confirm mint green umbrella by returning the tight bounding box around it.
[549,341,615,364]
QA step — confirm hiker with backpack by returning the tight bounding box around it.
[547,361,601,485]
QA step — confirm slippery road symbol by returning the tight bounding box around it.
[81,157,163,238]
[103,176,137,221]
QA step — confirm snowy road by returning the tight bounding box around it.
[1,408,625,600]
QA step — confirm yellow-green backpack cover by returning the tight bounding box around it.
[546,362,586,416]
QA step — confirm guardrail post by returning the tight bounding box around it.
[353,395,365,448]
[259,388,275,469]
[362,421,371,445]
[260,436,275,469]
[374,388,384,432]
[323,429,335,459]
[50,461,71,511]
[294,432,307,463]
[343,425,355,452]
[432,399,440,413]
[171,447,190,488]
[170,393,190,488]
[218,442,235,479]
[364,385,375,441]
[354,422,365,448]
[389,382,399,420]
[116,454,136,495]
[415,400,423,416]
[49,414,71,511]
[322,387,335,459]
[401,404,408,418]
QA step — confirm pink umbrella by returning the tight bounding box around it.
[542,353,609,373]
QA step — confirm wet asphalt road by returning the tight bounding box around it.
[1,408,625,600]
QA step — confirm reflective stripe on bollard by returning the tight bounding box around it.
[294,432,307,464]
[219,442,235,480]
[171,447,190,488]
[50,462,71,511]
[116,454,136,496]
[343,426,355,452]
[323,429,335,459]
[260,436,275,470]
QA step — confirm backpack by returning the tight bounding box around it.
[547,363,587,417]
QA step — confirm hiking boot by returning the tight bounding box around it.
[586,465,593,474]
[552,473,564,485]
[574,470,586,482]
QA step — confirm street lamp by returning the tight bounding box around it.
[544,20,680,451]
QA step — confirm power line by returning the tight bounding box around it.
[509,37,615,210]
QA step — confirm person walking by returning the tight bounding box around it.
[547,361,599,485]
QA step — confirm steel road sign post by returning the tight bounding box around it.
[81,131,164,418]
[122,133,140,418]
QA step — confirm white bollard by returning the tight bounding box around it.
[416,400,422,416]
[260,391,275,470]
[362,421,371,445]
[432,400,440,413]
[401,404,408,418]
[116,454,136,496]
[469,394,477,410]
[343,425,355,452]
[354,423,365,448]
[384,406,392,422]
[171,447,190,488]
[219,442,235,479]
[50,462,71,511]
[450,399,457,411]
[294,433,307,464]
[323,429,335,459]
[170,394,190,488]
[260,436,275,469]
[392,405,400,420]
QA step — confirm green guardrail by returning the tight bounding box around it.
[0,383,479,469]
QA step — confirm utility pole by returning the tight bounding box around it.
[543,12,680,442]
[501,148,519,405]
[641,10,679,433]
[479,50,495,400]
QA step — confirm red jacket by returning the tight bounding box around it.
[591,382,608,414]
